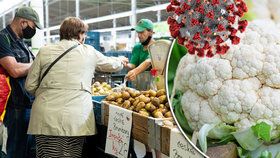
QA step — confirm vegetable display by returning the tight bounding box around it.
[91,82,112,96]
[105,88,172,118]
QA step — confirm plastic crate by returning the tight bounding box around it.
[92,96,106,124]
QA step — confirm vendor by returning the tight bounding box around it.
[125,19,161,158]
[125,19,155,82]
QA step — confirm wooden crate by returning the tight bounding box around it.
[159,125,172,156]
[101,101,170,148]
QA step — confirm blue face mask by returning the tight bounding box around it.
[22,25,36,39]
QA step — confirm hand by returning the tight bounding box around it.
[119,56,129,66]
[126,69,137,81]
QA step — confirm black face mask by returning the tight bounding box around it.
[22,25,36,39]
[141,36,152,46]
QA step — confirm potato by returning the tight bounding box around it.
[122,100,131,109]
[133,99,140,107]
[128,97,135,103]
[149,104,157,112]
[165,102,170,108]
[152,109,164,118]
[142,91,150,96]
[106,95,115,101]
[116,92,122,98]
[159,104,165,109]
[116,98,124,104]
[156,89,166,97]
[145,94,150,97]
[128,89,140,98]
[144,102,158,112]
[159,108,168,115]
[133,91,141,97]
[139,95,150,103]
[139,110,150,117]
[128,106,135,111]
[135,102,145,112]
[149,90,157,97]
[122,91,130,100]
[164,111,172,118]
[158,95,167,104]
[145,102,153,112]
[151,98,160,106]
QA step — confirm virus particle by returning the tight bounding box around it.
[167,0,248,57]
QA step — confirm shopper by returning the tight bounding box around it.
[25,17,128,157]
[0,6,43,158]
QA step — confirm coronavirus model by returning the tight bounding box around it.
[167,0,248,57]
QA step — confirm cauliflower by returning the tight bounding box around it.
[173,20,280,138]
[251,0,280,23]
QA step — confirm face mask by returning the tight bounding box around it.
[22,25,36,39]
[141,36,152,46]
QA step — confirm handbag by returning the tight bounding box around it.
[39,44,79,84]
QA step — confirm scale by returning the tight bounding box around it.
[148,39,172,90]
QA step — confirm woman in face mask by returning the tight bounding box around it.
[25,17,128,157]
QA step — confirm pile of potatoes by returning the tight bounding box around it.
[91,82,112,96]
[105,88,172,118]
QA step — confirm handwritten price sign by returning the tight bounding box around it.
[105,105,132,158]
[170,128,204,158]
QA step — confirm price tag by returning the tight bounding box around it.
[170,128,204,158]
[105,105,132,158]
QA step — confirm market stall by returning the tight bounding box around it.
[89,40,198,158]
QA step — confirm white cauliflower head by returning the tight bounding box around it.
[174,20,280,135]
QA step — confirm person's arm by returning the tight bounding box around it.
[0,56,31,78]
[0,34,31,78]
[125,63,136,70]
[94,48,128,72]
[126,58,151,81]
[25,51,42,95]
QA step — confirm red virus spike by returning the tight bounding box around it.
[230,35,240,45]
[193,32,201,40]
[217,24,225,32]
[238,20,248,33]
[202,26,211,35]
[228,27,238,36]
[197,48,205,57]
[206,10,215,19]
[195,5,205,14]
[227,16,236,24]
[166,4,176,12]
[216,36,224,44]
[206,50,214,58]
[203,41,211,49]
[182,2,191,10]
[177,36,185,45]
[226,4,235,12]
[191,18,200,26]
[211,0,220,5]
[170,0,180,6]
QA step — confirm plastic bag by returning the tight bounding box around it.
[0,67,10,122]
